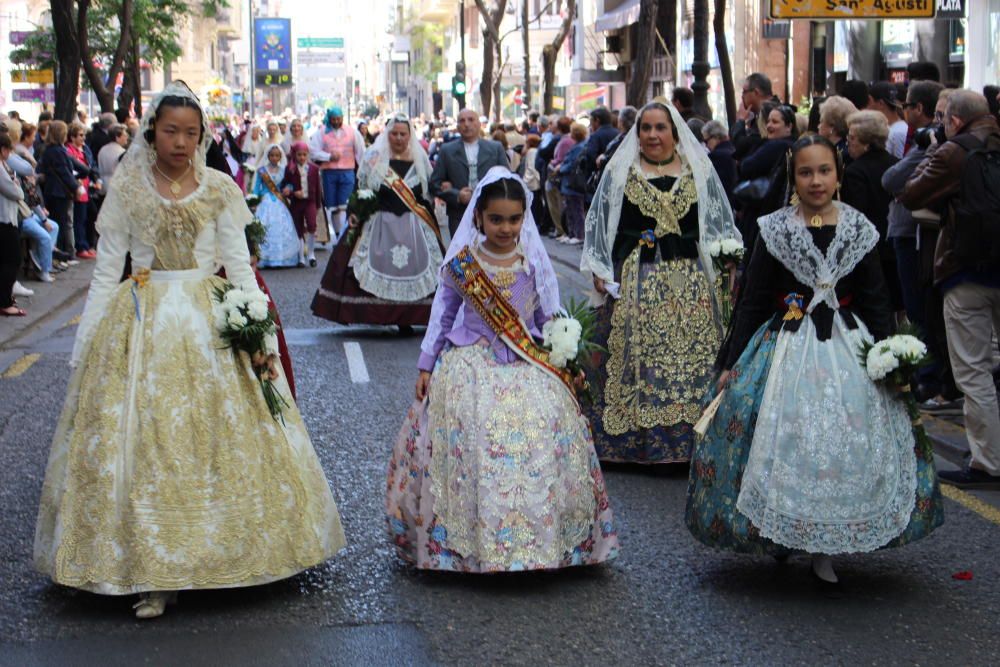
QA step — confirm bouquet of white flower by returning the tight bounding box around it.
[244,193,262,212]
[707,238,744,328]
[346,188,379,245]
[858,326,934,457]
[541,297,604,402]
[213,282,289,422]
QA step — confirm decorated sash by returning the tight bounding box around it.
[258,169,289,207]
[446,247,578,405]
[384,169,443,245]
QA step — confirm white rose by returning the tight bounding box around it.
[358,189,376,199]
[721,239,743,256]
[224,288,249,307]
[227,310,248,329]
[708,240,722,257]
[247,300,269,322]
[213,307,229,332]
[541,319,555,347]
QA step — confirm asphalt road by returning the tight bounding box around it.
[1,240,998,666]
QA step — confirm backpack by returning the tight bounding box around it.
[565,148,589,194]
[950,134,1000,273]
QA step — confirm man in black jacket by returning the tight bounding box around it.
[730,73,771,162]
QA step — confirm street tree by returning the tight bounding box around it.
[626,0,657,108]
[714,0,736,127]
[541,0,575,115]
[474,0,508,122]
[521,0,530,110]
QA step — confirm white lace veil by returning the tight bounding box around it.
[581,101,741,302]
[420,166,561,358]
[357,112,431,194]
[112,81,213,195]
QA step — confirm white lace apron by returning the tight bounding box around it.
[736,204,917,554]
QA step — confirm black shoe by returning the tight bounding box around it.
[53,249,72,262]
[938,467,1000,490]
[398,325,414,336]
[919,396,964,415]
[309,258,317,267]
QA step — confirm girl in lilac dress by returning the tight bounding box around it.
[386,167,619,572]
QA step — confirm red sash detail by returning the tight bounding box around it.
[259,169,289,207]
[446,247,578,405]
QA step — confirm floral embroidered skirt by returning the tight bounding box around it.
[312,212,436,327]
[257,195,302,268]
[584,257,720,464]
[386,345,619,572]
[686,321,944,556]
[35,269,346,595]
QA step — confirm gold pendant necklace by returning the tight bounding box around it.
[154,160,193,197]
[809,214,824,228]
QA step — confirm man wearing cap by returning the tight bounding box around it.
[309,107,366,240]
[869,81,909,158]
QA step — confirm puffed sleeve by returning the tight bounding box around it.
[216,181,280,356]
[70,189,130,367]
[417,272,461,372]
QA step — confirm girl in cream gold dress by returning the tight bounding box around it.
[34,83,345,619]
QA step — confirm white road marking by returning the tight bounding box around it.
[343,342,370,383]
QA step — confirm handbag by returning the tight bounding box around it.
[732,177,771,204]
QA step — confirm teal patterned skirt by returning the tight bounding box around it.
[685,322,944,555]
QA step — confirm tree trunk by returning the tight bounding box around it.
[691,0,711,119]
[626,0,658,108]
[480,31,494,119]
[493,39,503,122]
[542,45,557,114]
[51,0,81,121]
[79,0,133,113]
[474,0,508,118]
[541,0,575,114]
[521,0,531,110]
[131,33,142,118]
[714,0,736,127]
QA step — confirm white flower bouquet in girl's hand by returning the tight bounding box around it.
[860,330,929,385]
[541,297,605,401]
[213,282,289,422]
[707,238,744,328]
[858,325,934,456]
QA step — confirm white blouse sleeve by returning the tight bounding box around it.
[70,190,130,367]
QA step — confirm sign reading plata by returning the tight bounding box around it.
[770,0,935,19]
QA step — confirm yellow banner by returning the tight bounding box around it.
[770,0,935,19]
[10,69,54,84]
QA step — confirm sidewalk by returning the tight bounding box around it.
[0,262,93,351]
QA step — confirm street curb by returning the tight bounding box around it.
[923,414,972,467]
[0,281,89,351]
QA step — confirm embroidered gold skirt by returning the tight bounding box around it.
[34,267,345,595]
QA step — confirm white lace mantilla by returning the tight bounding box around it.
[757,203,878,314]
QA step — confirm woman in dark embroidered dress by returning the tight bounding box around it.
[581,102,742,464]
[312,113,443,329]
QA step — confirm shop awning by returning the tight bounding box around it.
[594,0,640,32]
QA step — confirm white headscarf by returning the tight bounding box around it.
[113,80,213,195]
[581,101,741,303]
[357,112,431,194]
[252,142,286,191]
[420,166,561,358]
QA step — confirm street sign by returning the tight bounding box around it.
[297,37,344,49]
[298,50,346,65]
[12,88,54,103]
[10,69,54,84]
[769,0,935,19]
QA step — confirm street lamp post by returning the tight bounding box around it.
[247,0,255,117]
[691,0,711,119]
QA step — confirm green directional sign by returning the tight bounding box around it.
[297,37,344,49]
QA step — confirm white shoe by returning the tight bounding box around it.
[811,555,839,584]
[38,272,55,283]
[133,591,178,619]
[12,281,34,297]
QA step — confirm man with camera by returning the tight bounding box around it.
[901,89,1000,490]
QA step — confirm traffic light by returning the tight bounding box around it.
[452,61,467,107]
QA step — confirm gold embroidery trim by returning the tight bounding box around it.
[623,167,697,238]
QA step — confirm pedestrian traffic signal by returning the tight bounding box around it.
[452,61,467,108]
[452,76,467,96]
